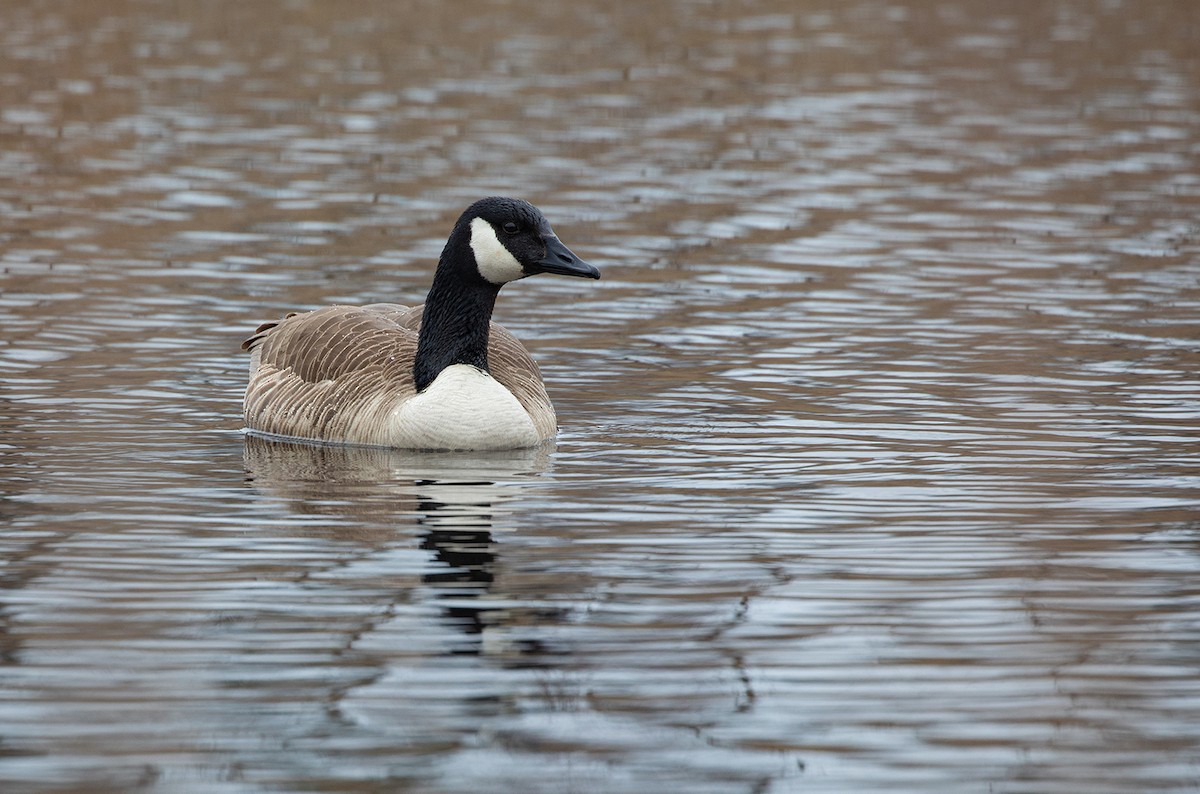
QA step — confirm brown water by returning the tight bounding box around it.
[2,2,1199,792]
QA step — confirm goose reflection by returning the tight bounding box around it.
[242,435,553,656]
[416,478,505,655]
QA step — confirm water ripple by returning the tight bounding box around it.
[1,2,1198,793]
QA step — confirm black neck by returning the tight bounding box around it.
[413,234,501,392]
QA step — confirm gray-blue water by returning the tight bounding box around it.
[1,2,1198,792]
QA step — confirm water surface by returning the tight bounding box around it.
[1,2,1199,792]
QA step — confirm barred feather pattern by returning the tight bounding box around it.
[241,304,557,447]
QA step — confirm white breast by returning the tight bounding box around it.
[389,364,541,450]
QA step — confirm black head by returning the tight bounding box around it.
[453,196,600,285]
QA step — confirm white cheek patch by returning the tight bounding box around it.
[469,217,526,284]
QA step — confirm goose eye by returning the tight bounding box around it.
[502,221,519,235]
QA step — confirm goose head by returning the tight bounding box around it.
[452,196,601,286]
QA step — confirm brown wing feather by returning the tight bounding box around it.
[242,303,556,445]
[243,305,421,444]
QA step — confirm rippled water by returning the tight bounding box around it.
[2,2,1199,792]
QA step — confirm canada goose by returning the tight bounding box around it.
[242,197,600,450]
